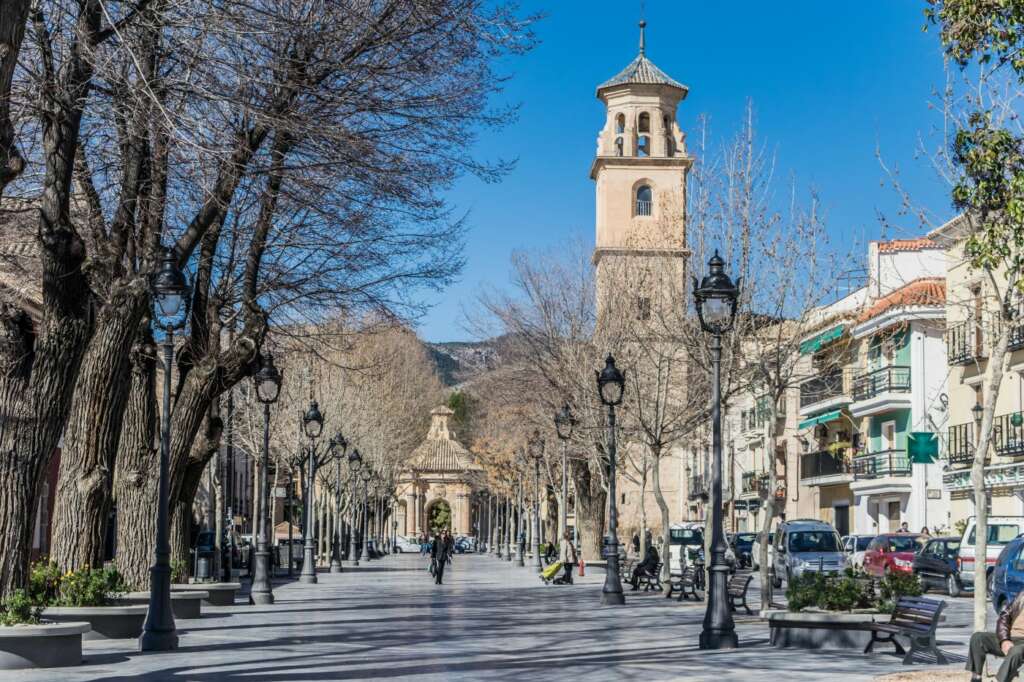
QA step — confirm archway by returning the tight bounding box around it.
[426,499,451,533]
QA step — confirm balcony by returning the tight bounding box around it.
[994,412,1024,458]
[948,321,984,366]
[947,422,980,468]
[800,449,852,484]
[852,365,910,401]
[636,200,652,216]
[688,474,708,499]
[799,368,852,414]
[853,449,911,479]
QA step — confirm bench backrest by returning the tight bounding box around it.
[682,566,695,581]
[888,596,944,633]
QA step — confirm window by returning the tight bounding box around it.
[636,296,651,320]
[638,112,650,133]
[616,113,625,134]
[615,136,623,156]
[638,135,650,157]
[787,531,841,553]
[968,524,1022,545]
[636,184,652,216]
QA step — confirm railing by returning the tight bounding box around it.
[948,320,982,365]
[688,474,707,498]
[852,365,911,401]
[636,200,652,216]
[799,368,850,409]
[947,422,977,467]
[741,472,758,495]
[994,412,1024,458]
[853,449,911,479]
[800,449,850,481]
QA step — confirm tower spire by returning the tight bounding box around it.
[639,20,646,55]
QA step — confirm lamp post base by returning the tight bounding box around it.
[139,563,178,651]
[329,561,342,573]
[601,590,626,606]
[139,627,179,652]
[249,549,275,605]
[602,548,625,606]
[249,590,274,605]
[699,629,739,650]
[300,545,318,584]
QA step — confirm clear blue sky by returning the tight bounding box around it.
[416,1,954,343]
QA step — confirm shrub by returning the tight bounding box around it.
[57,567,127,608]
[0,590,41,626]
[878,570,923,613]
[785,572,825,611]
[786,568,876,612]
[28,560,62,606]
[170,559,187,584]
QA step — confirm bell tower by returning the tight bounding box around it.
[592,22,691,325]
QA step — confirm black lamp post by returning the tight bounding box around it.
[250,352,282,605]
[329,432,348,573]
[528,431,545,572]
[347,449,362,565]
[299,400,324,584]
[360,467,372,561]
[554,404,576,562]
[141,246,190,651]
[693,250,741,650]
[596,354,626,606]
[516,473,526,567]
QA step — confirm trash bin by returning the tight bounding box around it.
[197,556,211,581]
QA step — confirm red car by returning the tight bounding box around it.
[863,533,926,576]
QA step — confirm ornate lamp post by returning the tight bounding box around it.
[516,473,525,567]
[141,247,190,651]
[329,431,348,573]
[348,449,363,565]
[249,352,282,605]
[360,467,372,561]
[299,400,324,584]
[528,431,545,572]
[596,354,626,606]
[554,404,576,562]
[693,250,741,650]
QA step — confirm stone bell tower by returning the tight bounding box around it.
[592,22,692,326]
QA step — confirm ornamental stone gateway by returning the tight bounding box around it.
[395,407,483,537]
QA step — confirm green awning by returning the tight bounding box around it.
[798,409,842,430]
[799,324,845,355]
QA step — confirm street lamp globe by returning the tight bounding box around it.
[692,250,740,335]
[528,430,545,461]
[554,403,576,441]
[330,431,348,456]
[361,466,373,484]
[302,400,324,439]
[348,447,362,469]
[253,352,282,404]
[596,355,625,406]
[150,246,190,329]
[972,402,984,425]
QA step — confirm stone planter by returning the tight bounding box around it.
[0,621,91,669]
[117,591,208,619]
[763,609,881,650]
[41,605,147,640]
[173,582,241,606]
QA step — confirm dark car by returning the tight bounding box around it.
[732,532,756,568]
[913,536,965,596]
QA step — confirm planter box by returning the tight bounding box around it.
[42,605,147,640]
[173,582,240,606]
[763,609,881,650]
[0,621,90,669]
[117,591,208,619]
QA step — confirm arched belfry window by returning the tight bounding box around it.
[636,185,652,216]
[638,112,650,133]
[615,136,623,157]
[615,113,625,134]
[638,135,650,157]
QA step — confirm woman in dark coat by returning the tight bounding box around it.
[431,532,447,584]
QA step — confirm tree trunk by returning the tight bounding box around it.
[639,465,648,557]
[0,0,30,196]
[572,459,606,561]
[650,447,672,581]
[170,413,223,580]
[170,496,191,582]
[51,291,146,571]
[113,331,159,591]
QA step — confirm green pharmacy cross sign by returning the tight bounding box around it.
[907,432,939,464]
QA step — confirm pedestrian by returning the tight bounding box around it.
[920,526,931,536]
[899,521,909,533]
[967,593,1024,682]
[554,530,578,585]
[430,531,445,584]
[632,533,640,555]
[443,530,454,566]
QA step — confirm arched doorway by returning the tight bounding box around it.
[426,499,451,533]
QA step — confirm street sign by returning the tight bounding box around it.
[907,432,939,463]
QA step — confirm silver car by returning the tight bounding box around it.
[771,519,847,588]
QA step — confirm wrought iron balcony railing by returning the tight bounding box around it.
[799,368,850,409]
[800,449,850,481]
[948,320,983,366]
[852,365,911,401]
[853,449,911,479]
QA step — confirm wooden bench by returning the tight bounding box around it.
[667,566,701,602]
[638,562,663,592]
[864,596,947,665]
[728,573,754,614]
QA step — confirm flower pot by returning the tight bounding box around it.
[41,605,147,640]
[0,621,90,669]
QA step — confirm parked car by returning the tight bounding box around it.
[863,533,926,577]
[959,516,1024,594]
[913,536,966,597]
[771,519,846,588]
[991,535,1024,611]
[393,535,420,553]
[732,532,757,568]
[841,534,875,568]
[751,532,774,571]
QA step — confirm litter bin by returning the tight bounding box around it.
[196,556,211,581]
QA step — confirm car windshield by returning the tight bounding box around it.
[787,531,840,553]
[855,536,873,551]
[888,536,924,553]
[735,533,756,546]
[670,528,704,545]
[968,524,1021,545]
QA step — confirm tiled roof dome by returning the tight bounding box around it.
[407,406,481,473]
[597,22,687,96]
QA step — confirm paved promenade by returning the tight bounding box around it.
[9,553,981,681]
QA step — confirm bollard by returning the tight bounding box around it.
[579,560,585,577]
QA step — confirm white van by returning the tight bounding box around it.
[959,516,1024,593]
[667,523,704,569]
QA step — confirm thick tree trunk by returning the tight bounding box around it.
[639,466,648,557]
[572,459,606,561]
[112,331,159,591]
[0,0,30,196]
[170,413,222,580]
[51,291,146,571]
[170,496,191,582]
[651,449,672,581]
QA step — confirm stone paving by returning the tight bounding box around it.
[7,553,989,681]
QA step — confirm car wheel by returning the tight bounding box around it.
[771,569,782,589]
[947,574,961,598]
[395,547,402,554]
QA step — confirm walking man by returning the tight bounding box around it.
[431,531,448,585]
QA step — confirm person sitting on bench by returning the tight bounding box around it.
[630,541,659,591]
[969,591,1024,682]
